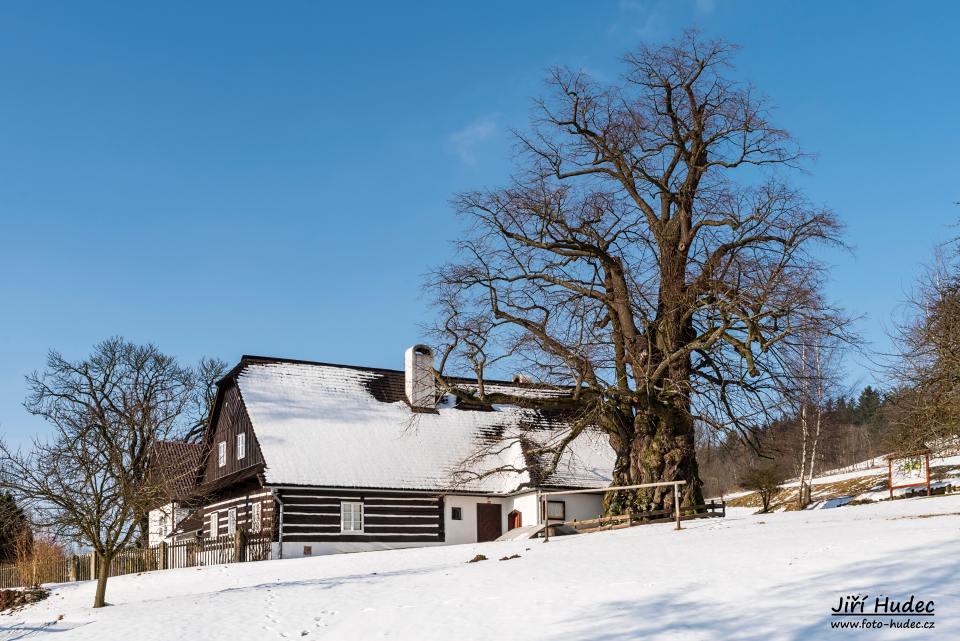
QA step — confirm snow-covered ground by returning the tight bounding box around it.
[3,494,958,640]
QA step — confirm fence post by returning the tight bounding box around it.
[234,530,247,563]
[159,542,168,570]
[542,495,550,543]
[674,482,682,530]
[69,556,78,582]
[89,551,97,581]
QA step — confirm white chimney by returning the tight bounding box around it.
[405,344,436,409]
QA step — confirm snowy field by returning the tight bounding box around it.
[2,494,958,640]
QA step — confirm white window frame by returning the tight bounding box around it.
[236,433,246,460]
[251,502,263,533]
[217,441,226,467]
[210,511,220,539]
[227,507,237,536]
[340,502,363,533]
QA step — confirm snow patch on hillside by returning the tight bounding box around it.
[3,494,958,640]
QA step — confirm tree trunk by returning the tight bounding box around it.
[603,229,705,515]
[797,345,809,510]
[634,407,704,511]
[806,346,823,503]
[92,552,111,608]
[603,405,704,515]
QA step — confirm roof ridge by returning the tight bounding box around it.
[238,354,567,390]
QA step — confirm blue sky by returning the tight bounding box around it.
[1,1,958,445]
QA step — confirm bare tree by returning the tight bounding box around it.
[182,356,229,443]
[790,338,836,509]
[806,344,825,499]
[795,343,811,509]
[430,32,849,513]
[888,242,960,450]
[0,338,194,608]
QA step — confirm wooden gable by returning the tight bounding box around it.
[202,375,265,488]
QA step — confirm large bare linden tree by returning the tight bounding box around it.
[431,33,847,513]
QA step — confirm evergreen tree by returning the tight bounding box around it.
[0,491,29,562]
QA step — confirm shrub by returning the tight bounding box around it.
[15,531,67,588]
[739,463,787,513]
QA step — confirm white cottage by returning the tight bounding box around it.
[148,346,615,558]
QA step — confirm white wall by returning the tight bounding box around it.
[280,540,445,558]
[147,502,192,547]
[443,495,509,544]
[554,493,605,522]
[505,491,605,527]
[275,491,607,558]
[506,492,539,529]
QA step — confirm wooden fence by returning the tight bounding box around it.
[0,531,273,590]
[564,500,726,534]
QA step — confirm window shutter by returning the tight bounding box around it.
[218,441,226,467]
[227,508,237,535]
[210,511,219,538]
[236,433,246,460]
[251,502,262,533]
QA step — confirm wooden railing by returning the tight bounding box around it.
[564,500,726,534]
[0,531,273,590]
[540,480,692,541]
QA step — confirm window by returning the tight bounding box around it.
[227,508,237,536]
[451,507,463,521]
[251,502,263,533]
[303,546,312,556]
[546,500,566,521]
[236,433,246,460]
[209,511,219,538]
[217,441,226,467]
[341,502,363,532]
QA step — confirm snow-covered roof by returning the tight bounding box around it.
[235,359,614,494]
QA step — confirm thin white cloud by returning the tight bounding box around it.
[695,0,716,15]
[609,0,669,40]
[610,0,715,40]
[447,114,499,164]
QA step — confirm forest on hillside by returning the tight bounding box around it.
[698,386,891,496]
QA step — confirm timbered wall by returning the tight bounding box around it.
[276,488,444,545]
[205,384,264,485]
[201,483,278,540]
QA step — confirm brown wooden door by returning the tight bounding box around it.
[476,503,502,542]
[507,510,522,530]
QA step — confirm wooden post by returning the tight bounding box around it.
[89,551,97,581]
[673,482,682,530]
[542,495,550,543]
[159,542,168,570]
[234,530,246,563]
[68,556,78,582]
[888,458,894,499]
[925,452,931,496]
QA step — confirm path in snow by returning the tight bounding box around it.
[1,495,958,640]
